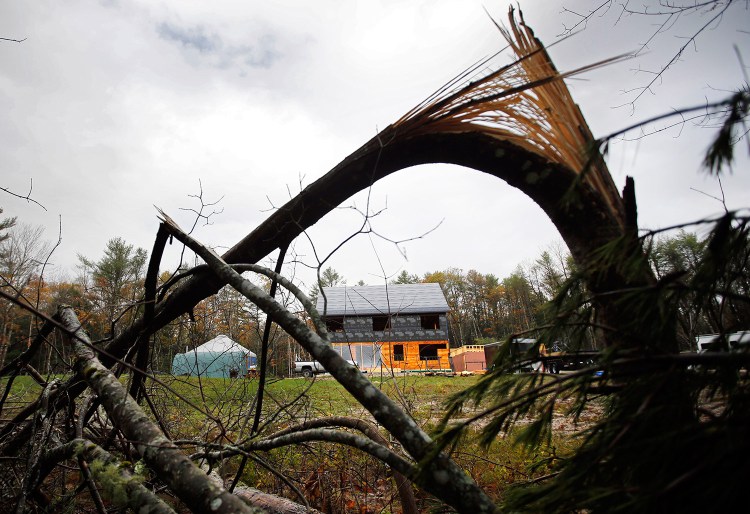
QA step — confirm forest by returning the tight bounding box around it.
[2,227,738,378]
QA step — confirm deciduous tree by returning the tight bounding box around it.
[0,223,50,369]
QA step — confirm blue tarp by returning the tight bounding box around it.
[171,335,256,378]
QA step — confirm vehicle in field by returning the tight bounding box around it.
[483,339,596,374]
[696,331,750,352]
[483,339,540,372]
[294,359,359,378]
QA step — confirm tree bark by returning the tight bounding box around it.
[107,130,638,363]
[38,438,176,514]
[158,214,497,513]
[55,306,265,514]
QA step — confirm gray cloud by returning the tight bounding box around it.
[157,22,219,53]
[156,21,279,70]
[1,0,747,285]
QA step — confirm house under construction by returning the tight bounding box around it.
[316,283,451,372]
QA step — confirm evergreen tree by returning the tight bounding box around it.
[0,208,16,246]
[308,266,345,307]
[78,237,147,338]
[391,270,419,284]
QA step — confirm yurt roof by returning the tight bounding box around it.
[191,335,254,355]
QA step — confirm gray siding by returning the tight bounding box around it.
[327,313,449,343]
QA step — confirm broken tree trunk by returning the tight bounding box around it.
[102,13,646,366]
[157,213,497,514]
[55,306,265,514]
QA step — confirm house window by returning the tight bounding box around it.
[420,314,440,330]
[325,316,344,332]
[419,343,444,361]
[372,315,391,331]
[392,344,404,361]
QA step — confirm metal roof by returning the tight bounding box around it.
[316,283,449,316]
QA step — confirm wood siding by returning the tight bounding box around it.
[382,340,450,371]
[332,340,450,371]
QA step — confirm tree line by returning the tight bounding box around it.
[310,227,749,352]
[0,227,293,375]
[2,215,746,379]
[2,218,747,378]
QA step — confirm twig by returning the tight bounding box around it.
[621,1,733,107]
[1,179,47,210]
[78,458,108,514]
[55,306,260,514]
[155,209,497,513]
[229,244,288,493]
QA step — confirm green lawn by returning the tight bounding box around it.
[2,371,579,511]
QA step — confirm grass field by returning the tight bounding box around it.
[2,372,582,513]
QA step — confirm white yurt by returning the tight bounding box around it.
[171,335,257,378]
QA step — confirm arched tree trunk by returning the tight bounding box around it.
[110,130,645,360]
[2,10,667,513]
[107,12,651,364]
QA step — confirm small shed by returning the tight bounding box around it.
[450,345,487,373]
[171,335,257,378]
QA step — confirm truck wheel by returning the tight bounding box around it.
[302,368,313,378]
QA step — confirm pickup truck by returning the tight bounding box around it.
[294,360,358,378]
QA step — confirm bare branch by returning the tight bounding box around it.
[54,306,263,514]
[598,91,746,145]
[38,439,176,514]
[618,1,734,107]
[155,210,497,513]
[178,179,225,232]
[0,179,47,211]
[558,1,613,36]
[199,427,415,478]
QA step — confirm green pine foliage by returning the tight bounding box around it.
[0,208,16,247]
[430,91,750,513]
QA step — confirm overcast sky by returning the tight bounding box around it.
[1,0,748,290]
